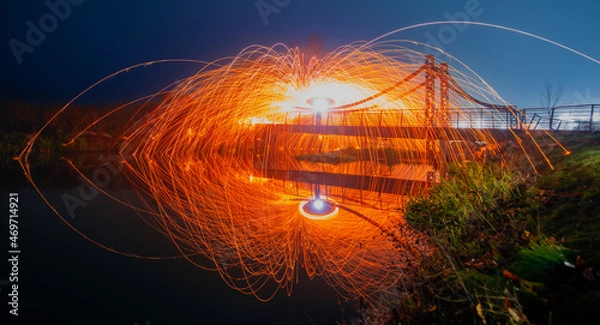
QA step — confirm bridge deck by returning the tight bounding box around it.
[260,169,429,195]
[259,124,545,140]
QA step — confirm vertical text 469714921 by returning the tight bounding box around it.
[7,193,20,317]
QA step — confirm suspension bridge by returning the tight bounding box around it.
[248,55,598,205]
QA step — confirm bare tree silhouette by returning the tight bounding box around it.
[539,78,566,130]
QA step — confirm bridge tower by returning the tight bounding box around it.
[438,62,450,176]
[424,55,437,182]
[439,62,450,126]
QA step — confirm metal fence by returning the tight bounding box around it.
[520,104,598,133]
[266,104,598,133]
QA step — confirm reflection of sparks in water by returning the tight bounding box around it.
[18,30,571,307]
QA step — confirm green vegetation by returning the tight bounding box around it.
[406,163,536,265]
[537,137,600,264]
[0,133,27,163]
[392,134,600,324]
[400,162,534,324]
[509,239,568,283]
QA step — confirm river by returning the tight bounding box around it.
[1,158,359,325]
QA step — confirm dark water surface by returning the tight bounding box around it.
[1,159,358,324]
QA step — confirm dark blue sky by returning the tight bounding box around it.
[2,0,599,108]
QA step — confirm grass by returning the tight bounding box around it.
[405,162,537,268]
[400,162,534,324]
[389,133,600,324]
[536,137,600,264]
[509,239,568,282]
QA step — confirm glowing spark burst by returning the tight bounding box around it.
[18,23,583,308]
[17,43,505,305]
[87,43,492,304]
[307,96,334,112]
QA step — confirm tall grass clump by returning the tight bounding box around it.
[402,162,538,324]
[509,239,568,283]
[406,162,537,265]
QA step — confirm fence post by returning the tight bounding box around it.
[480,107,483,129]
[549,106,555,132]
[590,104,596,133]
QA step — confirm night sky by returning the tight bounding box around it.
[2,0,600,108]
[2,1,600,324]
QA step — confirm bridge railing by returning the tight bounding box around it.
[269,104,598,133]
[274,107,522,130]
[520,104,598,133]
[446,107,520,130]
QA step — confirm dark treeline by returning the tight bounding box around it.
[1,100,132,135]
[1,99,163,156]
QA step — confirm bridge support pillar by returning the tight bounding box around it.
[439,63,450,127]
[438,62,450,177]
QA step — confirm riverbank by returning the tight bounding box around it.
[391,133,600,324]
